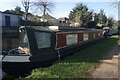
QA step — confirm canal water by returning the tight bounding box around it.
[1,38,19,79]
[0,55,5,80]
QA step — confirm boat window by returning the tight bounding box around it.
[98,33,101,36]
[66,34,78,45]
[19,29,30,51]
[35,32,51,49]
[83,33,89,41]
[93,33,96,38]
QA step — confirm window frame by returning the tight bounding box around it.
[83,33,89,41]
[98,33,101,36]
[93,33,96,38]
[66,34,78,45]
[34,31,51,49]
[19,29,30,51]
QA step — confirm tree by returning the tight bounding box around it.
[94,13,99,23]
[14,6,23,15]
[69,11,76,22]
[21,0,33,22]
[69,3,93,27]
[97,9,107,26]
[106,17,114,27]
[4,6,23,15]
[34,0,54,16]
[4,10,16,14]
[111,2,118,8]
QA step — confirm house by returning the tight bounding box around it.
[0,11,19,27]
[58,17,71,24]
[0,11,19,50]
[39,13,59,23]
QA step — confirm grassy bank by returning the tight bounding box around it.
[25,36,118,78]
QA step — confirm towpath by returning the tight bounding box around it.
[90,43,119,79]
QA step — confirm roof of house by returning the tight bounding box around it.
[58,17,69,21]
[39,13,58,20]
[1,11,19,15]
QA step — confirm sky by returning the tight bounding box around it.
[0,0,119,20]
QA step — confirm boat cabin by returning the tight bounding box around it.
[19,26,103,57]
[19,26,56,56]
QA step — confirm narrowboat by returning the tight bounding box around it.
[2,26,104,74]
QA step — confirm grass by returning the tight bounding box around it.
[24,36,119,79]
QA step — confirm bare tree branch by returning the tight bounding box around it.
[21,0,33,26]
[34,0,54,16]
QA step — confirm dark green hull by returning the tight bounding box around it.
[2,37,104,75]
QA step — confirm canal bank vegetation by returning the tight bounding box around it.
[19,36,118,79]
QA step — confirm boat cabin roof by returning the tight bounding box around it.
[19,26,103,33]
[57,29,102,32]
[20,26,55,32]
